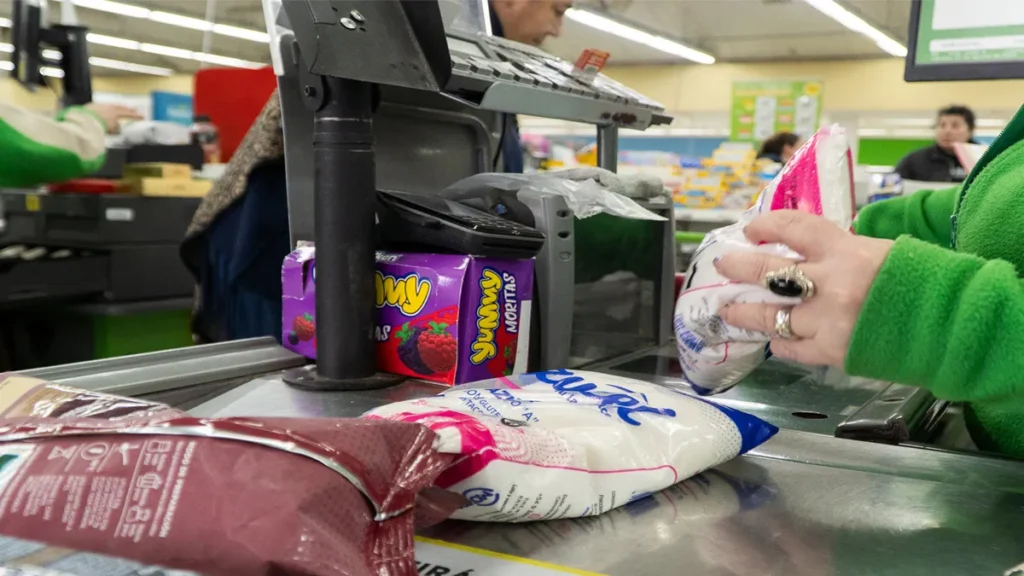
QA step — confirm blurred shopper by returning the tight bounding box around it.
[489,0,572,173]
[757,132,801,165]
[895,105,976,183]
[0,102,140,187]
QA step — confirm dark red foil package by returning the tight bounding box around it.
[0,375,461,576]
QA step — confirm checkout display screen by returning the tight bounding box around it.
[915,0,1024,64]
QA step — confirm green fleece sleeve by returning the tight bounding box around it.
[0,104,106,188]
[847,236,1024,403]
[852,186,957,246]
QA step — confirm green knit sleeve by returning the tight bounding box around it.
[0,104,106,188]
[853,186,958,246]
[847,236,1024,403]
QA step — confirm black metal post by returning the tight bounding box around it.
[284,75,398,390]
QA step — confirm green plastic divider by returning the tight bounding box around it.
[675,231,706,244]
[92,310,193,359]
[857,138,933,167]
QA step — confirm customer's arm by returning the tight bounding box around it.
[847,236,1024,403]
[853,186,957,246]
[0,103,108,187]
[0,102,139,187]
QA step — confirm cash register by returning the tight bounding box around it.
[273,0,675,386]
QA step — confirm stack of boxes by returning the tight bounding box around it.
[119,163,212,198]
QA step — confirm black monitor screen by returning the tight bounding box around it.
[906,0,1024,81]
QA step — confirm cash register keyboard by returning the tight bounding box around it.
[445,32,667,121]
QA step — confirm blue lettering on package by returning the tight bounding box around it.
[669,389,779,455]
[674,319,705,353]
[533,369,677,426]
[463,488,500,507]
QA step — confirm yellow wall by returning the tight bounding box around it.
[0,74,194,110]
[606,59,1024,113]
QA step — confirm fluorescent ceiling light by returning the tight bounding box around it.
[61,0,270,43]
[0,43,62,60]
[0,64,65,77]
[2,32,260,73]
[140,43,196,60]
[803,0,907,57]
[564,8,715,64]
[193,52,262,68]
[71,0,150,19]
[149,11,214,31]
[1,42,173,75]
[89,56,172,76]
[87,33,141,51]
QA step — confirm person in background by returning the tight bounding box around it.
[757,132,802,165]
[894,105,976,183]
[0,102,141,187]
[489,0,571,173]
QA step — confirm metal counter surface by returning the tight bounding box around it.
[191,375,1024,576]
[589,345,893,435]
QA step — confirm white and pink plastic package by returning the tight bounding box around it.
[673,125,856,395]
[364,369,778,522]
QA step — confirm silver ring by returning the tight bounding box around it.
[765,265,816,300]
[775,308,795,339]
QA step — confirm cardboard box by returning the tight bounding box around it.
[122,162,193,181]
[282,246,534,385]
[119,177,212,198]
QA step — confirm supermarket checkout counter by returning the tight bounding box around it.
[18,337,1024,575]
[11,2,1021,573]
[0,190,198,369]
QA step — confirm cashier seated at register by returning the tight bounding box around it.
[712,99,1024,458]
[490,0,572,173]
[180,0,572,343]
[893,105,977,183]
[0,101,141,187]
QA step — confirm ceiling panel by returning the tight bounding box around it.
[0,0,913,78]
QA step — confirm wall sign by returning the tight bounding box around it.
[730,80,823,142]
[151,91,194,126]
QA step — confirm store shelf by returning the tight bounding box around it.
[673,207,744,223]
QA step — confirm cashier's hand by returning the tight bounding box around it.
[714,211,893,367]
[83,103,142,134]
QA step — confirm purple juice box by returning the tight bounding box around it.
[282,246,534,385]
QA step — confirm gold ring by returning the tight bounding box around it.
[775,308,795,339]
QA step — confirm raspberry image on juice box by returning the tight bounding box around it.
[281,246,534,385]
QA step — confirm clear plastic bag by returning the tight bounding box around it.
[442,171,667,221]
[364,369,778,522]
[673,125,856,395]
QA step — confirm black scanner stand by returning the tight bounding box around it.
[279,0,453,390]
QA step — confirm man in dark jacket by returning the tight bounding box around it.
[894,105,977,183]
[489,0,571,172]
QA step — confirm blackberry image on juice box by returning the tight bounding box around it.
[282,247,534,385]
